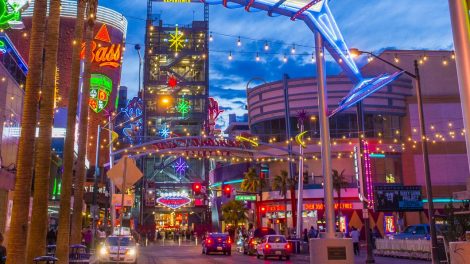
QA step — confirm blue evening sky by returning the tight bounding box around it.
[99,0,454,130]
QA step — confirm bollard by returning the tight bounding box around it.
[195,237,198,246]
[179,237,181,246]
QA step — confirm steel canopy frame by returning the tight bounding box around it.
[201,0,402,114]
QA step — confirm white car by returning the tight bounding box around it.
[256,235,291,260]
[97,236,138,264]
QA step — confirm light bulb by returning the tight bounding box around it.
[209,34,213,42]
[237,37,241,47]
[283,55,287,63]
[291,44,296,54]
[256,53,260,62]
[264,42,269,50]
[228,51,232,61]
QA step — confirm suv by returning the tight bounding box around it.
[202,233,232,255]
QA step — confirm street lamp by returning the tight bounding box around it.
[350,48,439,263]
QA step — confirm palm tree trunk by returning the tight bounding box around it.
[25,0,62,262]
[71,0,97,244]
[55,1,86,262]
[5,0,47,263]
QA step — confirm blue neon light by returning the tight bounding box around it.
[210,179,244,188]
[0,33,28,74]
[422,198,468,203]
[370,153,386,158]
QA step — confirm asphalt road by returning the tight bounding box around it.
[132,241,432,264]
[136,241,307,264]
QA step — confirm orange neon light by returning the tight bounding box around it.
[80,24,122,68]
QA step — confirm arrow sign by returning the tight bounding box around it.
[107,156,143,191]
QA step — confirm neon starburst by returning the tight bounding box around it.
[159,124,171,139]
[176,97,190,117]
[173,157,189,175]
[169,26,184,52]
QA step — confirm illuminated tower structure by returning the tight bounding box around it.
[141,0,210,230]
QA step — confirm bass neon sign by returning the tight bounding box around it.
[89,74,112,113]
[156,196,191,209]
[81,24,122,68]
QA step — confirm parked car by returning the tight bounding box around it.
[243,227,276,255]
[256,235,291,260]
[391,224,446,240]
[97,236,137,264]
[202,233,232,255]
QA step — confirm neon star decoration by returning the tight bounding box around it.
[176,96,190,118]
[169,25,184,52]
[159,124,171,139]
[168,75,178,88]
[173,157,189,176]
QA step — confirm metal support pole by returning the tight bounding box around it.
[109,117,116,230]
[296,122,304,239]
[356,102,375,263]
[448,0,470,173]
[414,60,438,263]
[92,125,101,248]
[314,31,335,239]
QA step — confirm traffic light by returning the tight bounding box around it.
[260,206,267,217]
[192,182,202,195]
[223,184,232,198]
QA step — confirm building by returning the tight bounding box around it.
[217,50,465,237]
[140,1,210,233]
[6,0,127,223]
[0,33,28,234]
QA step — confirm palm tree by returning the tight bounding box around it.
[71,0,97,244]
[25,0,62,262]
[272,170,295,235]
[55,1,86,263]
[6,0,47,263]
[332,169,349,218]
[221,200,248,227]
[241,167,265,226]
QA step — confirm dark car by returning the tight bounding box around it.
[202,233,232,255]
[391,224,447,240]
[243,227,276,255]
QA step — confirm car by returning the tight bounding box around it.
[97,236,138,264]
[256,235,291,260]
[242,227,276,255]
[202,233,232,255]
[391,224,446,240]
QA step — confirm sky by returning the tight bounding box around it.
[99,0,455,131]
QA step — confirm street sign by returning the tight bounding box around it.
[235,195,257,201]
[107,156,143,191]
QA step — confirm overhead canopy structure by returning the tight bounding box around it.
[196,0,402,114]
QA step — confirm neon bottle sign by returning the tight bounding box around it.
[81,24,122,68]
[0,0,28,29]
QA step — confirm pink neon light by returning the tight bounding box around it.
[363,140,374,207]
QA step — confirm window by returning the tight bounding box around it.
[268,236,287,243]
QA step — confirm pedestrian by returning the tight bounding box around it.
[46,227,57,245]
[303,228,308,242]
[83,226,93,253]
[350,227,360,256]
[0,233,6,264]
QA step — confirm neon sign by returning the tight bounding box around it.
[363,141,374,207]
[89,74,112,113]
[176,96,190,118]
[0,0,27,29]
[122,97,143,144]
[156,196,191,209]
[0,40,5,53]
[81,24,122,68]
[206,97,223,135]
[172,157,188,176]
[384,215,396,234]
[169,25,184,52]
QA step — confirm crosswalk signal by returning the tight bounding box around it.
[223,185,232,198]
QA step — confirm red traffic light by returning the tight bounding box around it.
[223,185,232,198]
[261,206,266,212]
[192,182,202,194]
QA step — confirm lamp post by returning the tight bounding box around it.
[350,49,438,263]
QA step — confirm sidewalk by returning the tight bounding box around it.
[294,254,431,263]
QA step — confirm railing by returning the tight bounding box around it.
[375,238,431,260]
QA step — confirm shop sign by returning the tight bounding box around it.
[384,215,396,233]
[152,137,254,151]
[266,205,286,212]
[235,195,256,201]
[89,74,112,113]
[304,202,354,211]
[112,194,135,207]
[156,196,191,209]
[81,24,122,68]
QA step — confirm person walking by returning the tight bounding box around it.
[0,233,6,264]
[350,227,360,256]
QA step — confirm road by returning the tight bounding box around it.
[130,240,432,264]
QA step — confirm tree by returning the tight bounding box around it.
[332,169,349,218]
[241,167,266,227]
[272,170,295,235]
[55,1,86,263]
[71,0,97,244]
[25,0,62,262]
[6,0,47,263]
[221,200,248,227]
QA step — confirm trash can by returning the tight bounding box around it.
[69,244,90,263]
[46,245,56,256]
